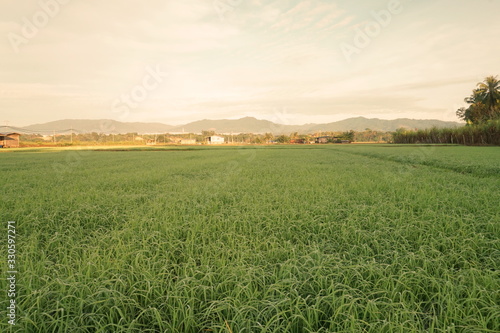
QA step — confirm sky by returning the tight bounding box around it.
[1,0,499,127]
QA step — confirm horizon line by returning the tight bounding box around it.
[7,115,464,128]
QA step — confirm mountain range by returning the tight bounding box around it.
[20,117,462,134]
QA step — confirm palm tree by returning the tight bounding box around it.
[457,76,500,124]
[476,75,500,118]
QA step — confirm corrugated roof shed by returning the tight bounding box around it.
[0,132,21,148]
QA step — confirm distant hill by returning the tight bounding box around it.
[23,119,174,134]
[306,117,461,132]
[21,117,462,134]
[170,117,460,133]
[168,117,306,134]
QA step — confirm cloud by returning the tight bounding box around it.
[1,0,500,126]
[269,0,351,34]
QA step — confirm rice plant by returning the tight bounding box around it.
[0,145,499,332]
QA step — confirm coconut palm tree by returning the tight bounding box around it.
[476,75,500,118]
[457,76,500,124]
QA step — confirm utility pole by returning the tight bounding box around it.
[53,130,56,144]
[70,127,73,144]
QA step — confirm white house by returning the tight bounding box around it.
[207,135,225,144]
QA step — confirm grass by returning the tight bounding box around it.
[1,145,499,332]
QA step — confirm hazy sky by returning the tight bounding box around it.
[1,0,499,126]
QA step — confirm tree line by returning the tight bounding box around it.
[18,129,393,146]
[394,76,500,145]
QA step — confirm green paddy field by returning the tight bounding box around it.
[1,145,499,332]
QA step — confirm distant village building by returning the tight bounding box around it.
[180,139,196,145]
[0,132,20,148]
[314,136,350,144]
[315,136,332,144]
[207,135,225,144]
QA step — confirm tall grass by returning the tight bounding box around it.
[0,145,499,332]
[392,120,500,145]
